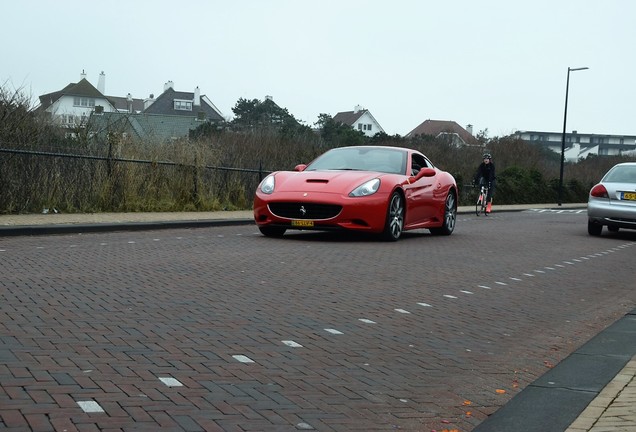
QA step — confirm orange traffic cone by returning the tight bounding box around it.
[486,201,492,213]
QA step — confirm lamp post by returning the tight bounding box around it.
[558,66,589,206]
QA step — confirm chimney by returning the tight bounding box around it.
[194,86,201,106]
[80,69,87,80]
[143,93,155,110]
[265,95,273,101]
[164,80,174,91]
[466,124,473,135]
[97,71,106,94]
[126,93,133,113]
[354,104,363,113]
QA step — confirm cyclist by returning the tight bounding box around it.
[474,153,496,214]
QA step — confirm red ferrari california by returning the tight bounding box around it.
[253,145,458,241]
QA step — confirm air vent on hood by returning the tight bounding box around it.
[306,179,329,183]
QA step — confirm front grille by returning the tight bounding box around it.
[269,202,342,220]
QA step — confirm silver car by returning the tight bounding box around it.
[587,162,636,235]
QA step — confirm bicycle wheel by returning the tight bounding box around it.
[475,194,483,216]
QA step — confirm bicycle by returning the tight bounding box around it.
[475,184,490,216]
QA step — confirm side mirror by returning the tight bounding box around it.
[295,164,307,172]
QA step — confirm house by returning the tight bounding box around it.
[38,71,120,127]
[87,111,218,142]
[38,71,225,140]
[513,130,636,162]
[405,120,479,146]
[142,81,224,123]
[332,105,385,137]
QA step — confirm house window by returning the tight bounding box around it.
[61,114,76,126]
[73,97,95,107]
[174,100,193,111]
[367,124,372,131]
[358,123,363,130]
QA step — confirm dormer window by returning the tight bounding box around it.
[174,100,193,111]
[73,97,95,107]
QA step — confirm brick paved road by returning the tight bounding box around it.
[1,210,635,431]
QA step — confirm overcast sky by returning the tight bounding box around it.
[3,0,634,137]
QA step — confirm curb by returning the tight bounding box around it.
[473,308,636,432]
[0,205,587,237]
[0,219,253,237]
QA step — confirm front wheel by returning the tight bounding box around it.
[475,194,483,216]
[382,192,404,241]
[430,192,457,236]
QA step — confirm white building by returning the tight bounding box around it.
[38,71,118,127]
[332,105,385,137]
[514,130,636,162]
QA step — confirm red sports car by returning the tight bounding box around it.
[253,145,458,241]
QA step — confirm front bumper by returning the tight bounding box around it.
[254,191,390,233]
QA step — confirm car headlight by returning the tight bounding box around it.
[259,174,275,194]
[349,178,380,197]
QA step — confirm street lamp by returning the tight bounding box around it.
[558,66,589,206]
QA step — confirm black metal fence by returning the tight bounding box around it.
[0,147,272,213]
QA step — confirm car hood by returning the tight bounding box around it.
[273,170,392,193]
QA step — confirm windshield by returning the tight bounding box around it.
[603,165,636,183]
[305,147,407,175]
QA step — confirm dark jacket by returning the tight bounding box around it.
[474,161,496,184]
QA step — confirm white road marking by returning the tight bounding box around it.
[509,277,522,281]
[478,285,492,289]
[495,281,508,286]
[417,302,433,307]
[444,295,458,299]
[523,273,535,277]
[359,318,377,324]
[282,340,303,348]
[395,308,411,314]
[77,401,104,413]
[460,290,474,294]
[324,329,343,335]
[232,355,255,363]
[159,377,183,387]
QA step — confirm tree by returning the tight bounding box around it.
[231,97,296,130]
[314,113,367,147]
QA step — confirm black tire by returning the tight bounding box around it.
[259,226,286,237]
[382,192,404,241]
[475,195,483,216]
[588,220,603,236]
[430,192,457,236]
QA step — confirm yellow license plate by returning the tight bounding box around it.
[291,220,314,227]
[623,192,636,201]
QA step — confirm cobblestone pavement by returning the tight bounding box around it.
[1,204,635,431]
